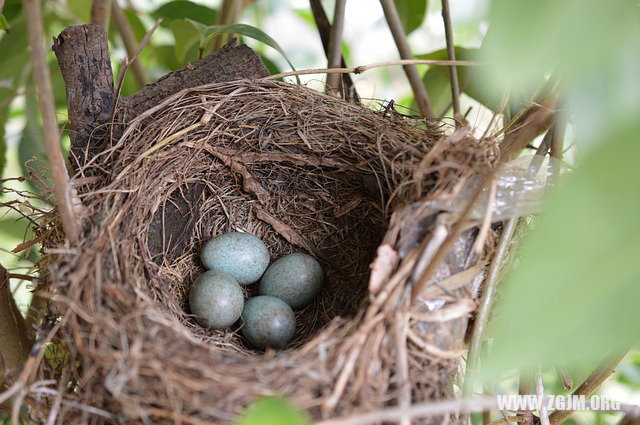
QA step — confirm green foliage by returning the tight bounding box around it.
[394,0,427,35]
[481,123,640,378]
[235,397,310,425]
[66,0,91,23]
[416,47,500,115]
[152,0,217,27]
[0,14,9,31]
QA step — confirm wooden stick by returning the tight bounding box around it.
[90,0,112,29]
[379,0,434,118]
[326,0,346,93]
[536,369,551,425]
[111,0,148,87]
[24,0,80,242]
[441,0,461,119]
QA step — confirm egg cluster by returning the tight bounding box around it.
[188,232,323,350]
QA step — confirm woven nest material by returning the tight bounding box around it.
[30,79,500,423]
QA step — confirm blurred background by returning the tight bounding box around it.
[0,1,638,424]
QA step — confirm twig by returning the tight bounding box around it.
[549,350,629,425]
[210,0,238,53]
[316,396,499,425]
[441,0,461,119]
[535,369,551,425]
[0,0,6,19]
[326,0,346,93]
[23,0,80,242]
[90,0,112,29]
[395,311,411,425]
[379,0,434,119]
[463,217,519,395]
[267,58,477,81]
[308,0,359,101]
[550,114,566,160]
[111,0,148,87]
[555,366,573,390]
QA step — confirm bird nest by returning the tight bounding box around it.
[22,79,500,423]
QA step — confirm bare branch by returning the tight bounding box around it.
[326,0,346,93]
[24,0,81,241]
[536,369,551,425]
[441,0,461,119]
[111,0,148,87]
[379,0,435,119]
[210,0,239,53]
[90,0,113,29]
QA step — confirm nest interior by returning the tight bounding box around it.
[38,79,497,423]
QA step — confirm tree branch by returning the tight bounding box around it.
[441,0,461,119]
[308,0,359,101]
[210,0,239,53]
[379,0,434,119]
[90,0,112,29]
[24,0,81,242]
[326,0,346,93]
[111,0,148,88]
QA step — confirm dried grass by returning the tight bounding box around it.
[16,79,499,423]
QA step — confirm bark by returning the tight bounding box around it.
[53,25,270,260]
[53,24,115,168]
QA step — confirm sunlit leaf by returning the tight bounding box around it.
[170,19,201,63]
[480,123,640,380]
[152,0,217,27]
[394,0,427,35]
[235,397,310,425]
[0,14,9,31]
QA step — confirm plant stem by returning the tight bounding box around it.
[23,0,81,242]
[441,0,461,120]
[549,350,629,425]
[326,0,346,93]
[210,0,239,53]
[379,0,434,119]
[90,0,112,29]
[111,0,148,87]
[308,0,359,101]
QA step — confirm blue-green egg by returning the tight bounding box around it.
[189,271,244,329]
[259,253,323,309]
[200,232,270,285]
[241,296,296,349]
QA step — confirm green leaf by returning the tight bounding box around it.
[192,21,297,74]
[155,45,181,71]
[152,0,217,27]
[0,14,9,31]
[480,123,640,380]
[394,0,428,35]
[416,47,501,114]
[0,17,30,85]
[170,19,202,63]
[0,108,6,175]
[235,397,310,425]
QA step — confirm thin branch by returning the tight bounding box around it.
[308,0,359,101]
[441,0,461,119]
[210,0,239,53]
[550,114,566,160]
[549,350,629,425]
[0,0,6,19]
[555,366,573,390]
[316,396,499,425]
[326,0,346,93]
[535,369,551,425]
[111,0,148,87]
[463,217,519,395]
[23,0,80,242]
[379,0,434,119]
[90,0,113,29]
[266,58,477,81]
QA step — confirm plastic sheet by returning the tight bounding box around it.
[429,155,571,222]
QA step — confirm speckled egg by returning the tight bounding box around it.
[241,296,296,349]
[200,232,270,285]
[259,253,323,309]
[189,271,244,329]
